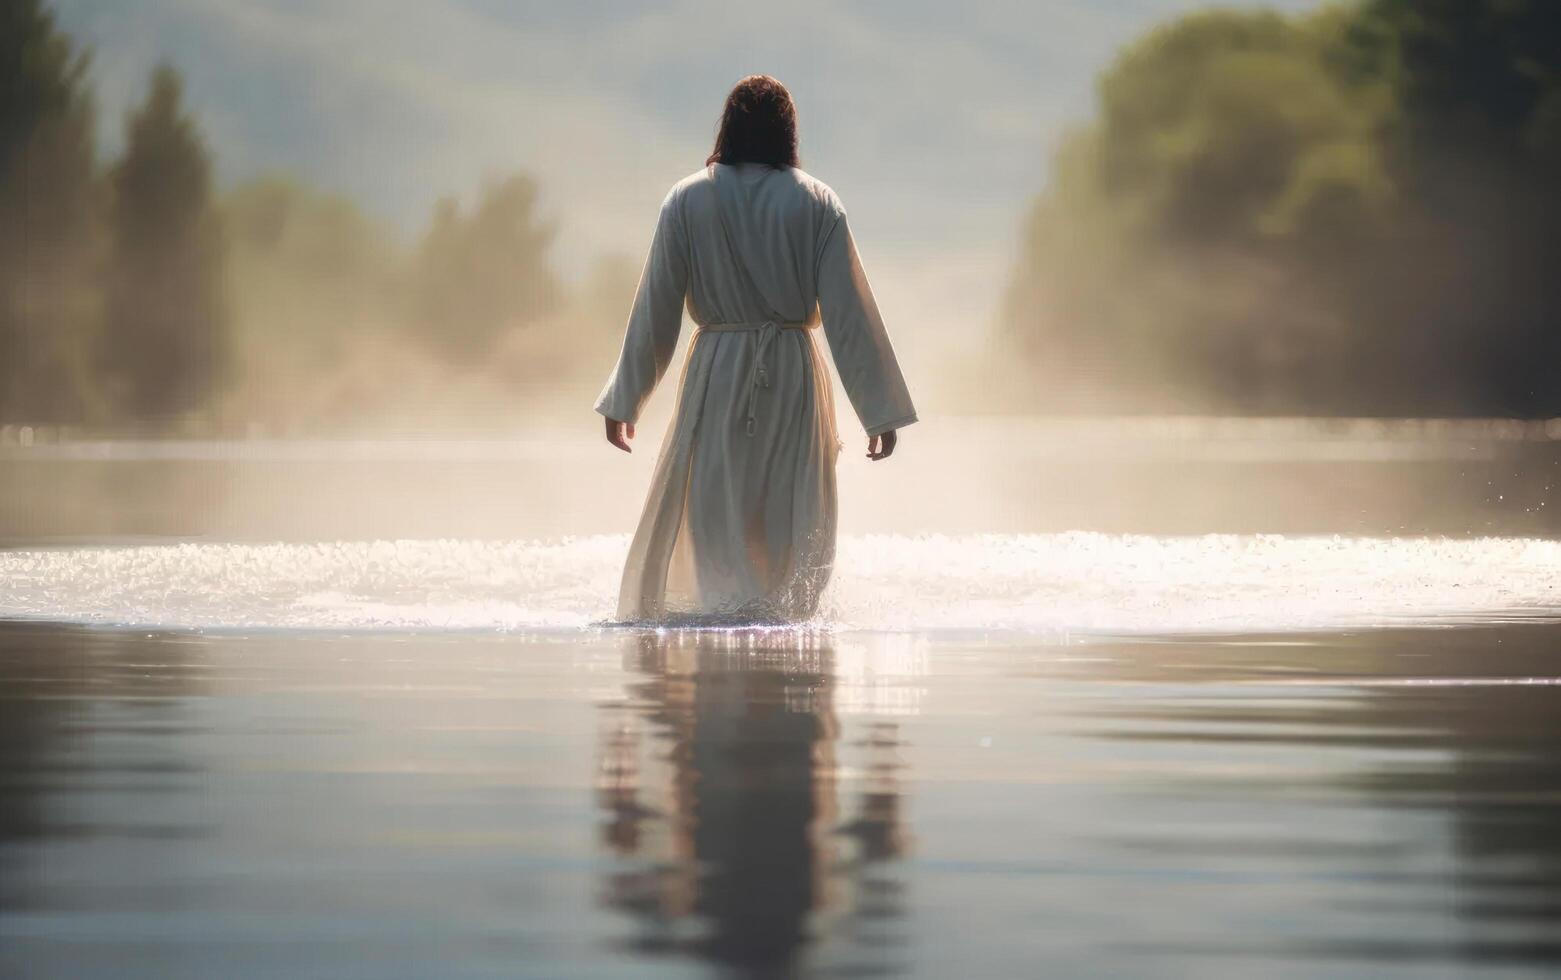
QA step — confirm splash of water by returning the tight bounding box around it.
[2,533,1558,634]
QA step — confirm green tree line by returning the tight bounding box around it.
[14,0,1555,427]
[1,0,612,432]
[1001,0,1561,415]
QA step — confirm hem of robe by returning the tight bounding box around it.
[785,334,840,619]
[615,332,840,625]
[613,350,710,622]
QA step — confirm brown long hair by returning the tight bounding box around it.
[706,75,799,168]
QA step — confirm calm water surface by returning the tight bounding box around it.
[2,622,1559,978]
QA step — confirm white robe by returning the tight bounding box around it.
[595,163,917,623]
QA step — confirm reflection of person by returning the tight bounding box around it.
[597,632,907,970]
[595,74,917,622]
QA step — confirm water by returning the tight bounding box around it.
[2,534,1560,632]
[2,418,1560,977]
[3,625,1560,977]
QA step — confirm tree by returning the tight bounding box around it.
[1004,9,1393,412]
[99,64,227,422]
[224,175,400,363]
[407,174,559,365]
[999,1,1561,416]
[1358,0,1561,414]
[220,176,404,426]
[0,0,100,422]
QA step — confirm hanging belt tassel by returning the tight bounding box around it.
[697,317,811,440]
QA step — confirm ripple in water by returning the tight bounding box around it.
[2,533,1559,634]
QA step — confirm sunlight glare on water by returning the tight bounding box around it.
[2,533,1559,633]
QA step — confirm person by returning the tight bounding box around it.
[595,74,916,623]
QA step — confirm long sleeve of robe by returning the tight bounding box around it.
[595,162,917,623]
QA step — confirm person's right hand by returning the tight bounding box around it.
[605,417,635,453]
[867,429,897,461]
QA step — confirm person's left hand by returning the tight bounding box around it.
[866,429,897,461]
[605,417,635,453]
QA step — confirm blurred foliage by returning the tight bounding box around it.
[491,251,638,388]
[1003,0,1561,415]
[99,65,227,420]
[221,176,403,428]
[11,0,1557,427]
[225,176,401,364]
[0,0,99,423]
[215,174,629,431]
[0,0,611,432]
[410,175,560,365]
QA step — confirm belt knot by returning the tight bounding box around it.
[701,318,808,437]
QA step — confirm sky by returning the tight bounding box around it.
[53,0,1320,355]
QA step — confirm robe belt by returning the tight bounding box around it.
[699,319,813,436]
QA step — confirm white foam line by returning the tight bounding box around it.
[1,533,1559,635]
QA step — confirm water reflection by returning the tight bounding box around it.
[596,631,908,971]
[1068,625,1561,967]
[2,621,1557,975]
[0,626,207,914]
